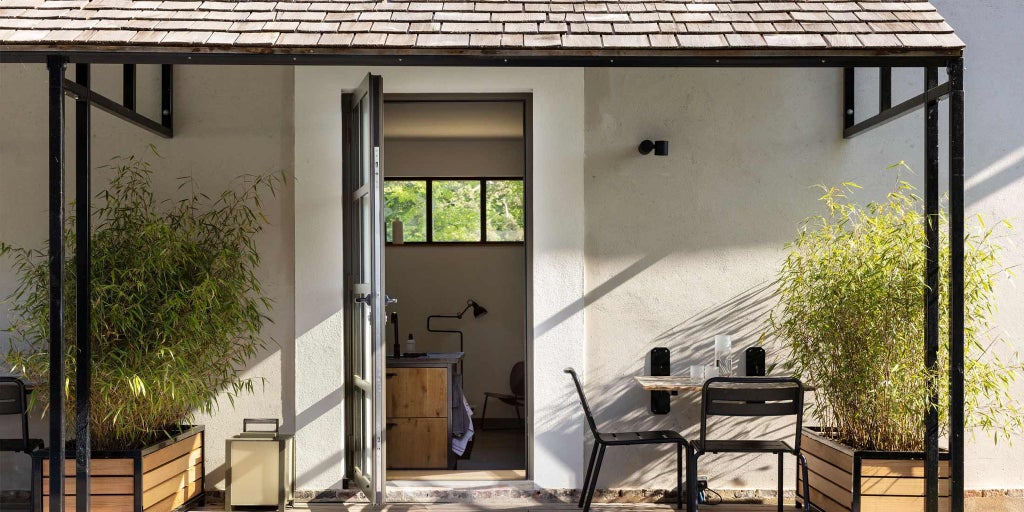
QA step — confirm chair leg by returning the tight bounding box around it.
[481,395,489,430]
[579,442,599,508]
[686,448,699,512]
[778,452,784,512]
[676,443,683,510]
[583,445,606,512]
[798,453,811,512]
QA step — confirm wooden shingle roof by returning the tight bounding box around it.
[0,0,963,55]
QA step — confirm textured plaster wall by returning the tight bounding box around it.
[294,67,585,489]
[582,0,1024,493]
[0,64,296,491]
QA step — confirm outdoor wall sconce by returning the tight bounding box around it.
[638,140,669,156]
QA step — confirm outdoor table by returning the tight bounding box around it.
[634,375,815,392]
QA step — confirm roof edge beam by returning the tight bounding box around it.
[843,81,951,139]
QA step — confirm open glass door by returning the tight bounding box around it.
[343,73,386,506]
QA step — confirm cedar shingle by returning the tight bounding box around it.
[0,0,965,52]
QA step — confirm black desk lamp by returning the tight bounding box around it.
[427,299,488,354]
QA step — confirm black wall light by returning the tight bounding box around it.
[638,139,669,156]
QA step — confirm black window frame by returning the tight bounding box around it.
[385,176,525,245]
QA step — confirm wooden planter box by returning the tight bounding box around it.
[32,425,205,512]
[797,427,950,512]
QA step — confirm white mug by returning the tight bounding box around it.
[689,365,705,380]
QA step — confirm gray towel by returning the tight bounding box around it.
[451,373,471,436]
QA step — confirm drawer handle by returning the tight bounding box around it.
[386,373,397,378]
[386,422,398,429]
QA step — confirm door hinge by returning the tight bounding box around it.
[373,146,380,176]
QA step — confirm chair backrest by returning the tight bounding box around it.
[0,377,31,451]
[699,377,805,452]
[563,368,599,436]
[510,361,525,398]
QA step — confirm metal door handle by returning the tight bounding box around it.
[354,293,371,305]
[385,295,398,305]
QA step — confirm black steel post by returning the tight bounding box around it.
[161,64,173,130]
[947,57,966,512]
[123,63,136,110]
[843,67,855,130]
[46,54,68,512]
[923,66,941,512]
[75,62,92,512]
[879,67,892,110]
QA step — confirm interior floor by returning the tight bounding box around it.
[458,422,525,471]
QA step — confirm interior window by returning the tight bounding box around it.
[432,180,482,242]
[384,178,524,243]
[485,179,524,242]
[384,180,427,242]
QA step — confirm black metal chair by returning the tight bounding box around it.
[0,377,43,454]
[564,368,690,512]
[685,377,810,512]
[481,360,525,429]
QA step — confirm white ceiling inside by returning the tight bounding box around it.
[383,101,524,139]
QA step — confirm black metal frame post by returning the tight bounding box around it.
[947,57,966,512]
[923,66,941,512]
[74,62,92,512]
[122,64,135,110]
[46,54,68,512]
[161,64,173,131]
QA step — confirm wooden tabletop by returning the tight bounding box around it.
[634,376,814,392]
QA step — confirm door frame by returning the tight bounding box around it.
[343,90,535,486]
[340,74,387,502]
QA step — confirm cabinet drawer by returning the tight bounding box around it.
[386,418,448,469]
[386,367,448,418]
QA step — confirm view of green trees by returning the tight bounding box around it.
[384,178,524,243]
[485,179,524,241]
[384,181,427,242]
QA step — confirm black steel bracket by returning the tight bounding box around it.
[61,64,173,138]
[842,68,952,139]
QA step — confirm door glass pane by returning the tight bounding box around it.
[384,181,427,242]
[360,100,370,187]
[486,180,525,241]
[432,180,481,242]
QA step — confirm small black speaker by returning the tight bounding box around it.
[745,346,766,376]
[651,347,671,414]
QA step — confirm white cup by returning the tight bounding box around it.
[705,365,719,379]
[689,365,704,380]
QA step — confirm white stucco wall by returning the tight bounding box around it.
[0,64,295,491]
[293,67,586,489]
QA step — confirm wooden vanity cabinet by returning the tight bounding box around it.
[385,355,461,469]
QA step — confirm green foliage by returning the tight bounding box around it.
[767,164,1023,452]
[385,180,427,242]
[2,153,281,450]
[433,180,481,242]
[486,180,524,242]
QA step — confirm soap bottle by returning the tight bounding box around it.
[405,334,416,355]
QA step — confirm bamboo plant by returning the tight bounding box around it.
[766,164,1023,452]
[2,152,282,450]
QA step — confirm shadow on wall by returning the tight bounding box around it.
[579,281,801,489]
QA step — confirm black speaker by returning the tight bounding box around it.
[745,346,766,376]
[651,347,671,414]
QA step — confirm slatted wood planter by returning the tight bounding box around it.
[797,427,950,512]
[32,425,205,512]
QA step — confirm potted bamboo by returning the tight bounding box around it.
[766,166,1023,512]
[2,153,282,512]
